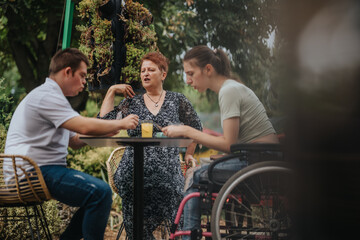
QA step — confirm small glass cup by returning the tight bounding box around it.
[141,120,153,138]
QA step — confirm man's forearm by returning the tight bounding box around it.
[62,116,121,135]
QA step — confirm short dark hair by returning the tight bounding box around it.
[140,51,169,73]
[49,48,89,75]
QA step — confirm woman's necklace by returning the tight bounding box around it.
[145,90,163,107]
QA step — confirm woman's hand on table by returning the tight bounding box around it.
[110,84,135,98]
[120,114,139,129]
[162,125,187,138]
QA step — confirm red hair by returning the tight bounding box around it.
[140,52,169,73]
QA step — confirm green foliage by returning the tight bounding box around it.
[118,0,158,85]
[81,95,102,117]
[76,0,158,89]
[144,0,282,115]
[0,15,12,79]
[0,125,5,153]
[186,0,279,111]
[120,42,145,84]
[0,78,12,130]
[67,146,114,179]
[77,0,114,84]
[0,0,66,93]
[144,0,201,90]
[0,78,14,152]
[0,63,25,116]
[181,85,219,113]
[0,200,62,239]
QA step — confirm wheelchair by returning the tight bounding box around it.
[170,143,293,240]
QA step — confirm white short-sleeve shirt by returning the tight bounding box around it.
[5,78,79,166]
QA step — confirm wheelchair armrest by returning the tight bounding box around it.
[230,143,283,153]
[208,143,285,186]
[208,153,243,186]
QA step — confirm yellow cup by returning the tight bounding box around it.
[141,121,153,138]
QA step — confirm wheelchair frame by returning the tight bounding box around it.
[170,143,293,240]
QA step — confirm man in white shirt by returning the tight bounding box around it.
[5,48,139,240]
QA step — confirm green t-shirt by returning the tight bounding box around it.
[218,79,275,143]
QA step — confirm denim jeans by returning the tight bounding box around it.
[40,165,112,240]
[182,159,247,240]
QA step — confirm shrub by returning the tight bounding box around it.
[0,200,62,239]
[76,0,157,90]
[0,77,13,152]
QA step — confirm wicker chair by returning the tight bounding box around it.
[106,147,125,197]
[0,154,52,240]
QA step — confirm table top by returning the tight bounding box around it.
[80,136,193,148]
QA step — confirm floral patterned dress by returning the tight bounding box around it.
[99,91,202,239]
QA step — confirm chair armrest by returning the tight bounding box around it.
[230,143,283,153]
[208,153,243,186]
[208,143,284,186]
[0,154,52,204]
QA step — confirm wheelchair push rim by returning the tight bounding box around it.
[211,161,293,240]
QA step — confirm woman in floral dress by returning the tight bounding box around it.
[98,52,202,239]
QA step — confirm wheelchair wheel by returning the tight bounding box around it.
[211,161,293,240]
